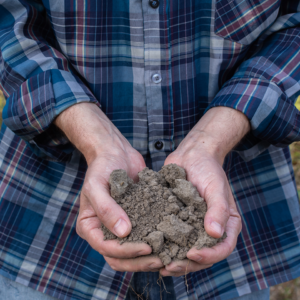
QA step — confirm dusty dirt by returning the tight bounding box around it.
[102,164,226,265]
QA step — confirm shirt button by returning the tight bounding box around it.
[149,0,159,9]
[154,140,164,150]
[152,73,162,84]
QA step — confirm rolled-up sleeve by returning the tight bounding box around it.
[0,0,100,160]
[208,5,300,161]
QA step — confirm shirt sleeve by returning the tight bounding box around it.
[0,0,100,161]
[207,2,300,162]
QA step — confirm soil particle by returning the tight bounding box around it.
[144,231,164,253]
[102,164,226,265]
[165,203,180,215]
[159,251,172,265]
[169,243,179,258]
[157,215,194,247]
[109,169,133,198]
[172,179,207,212]
[159,164,186,188]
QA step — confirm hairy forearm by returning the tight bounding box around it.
[178,107,250,164]
[55,104,249,166]
[54,103,128,165]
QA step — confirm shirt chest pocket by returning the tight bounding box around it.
[214,0,280,45]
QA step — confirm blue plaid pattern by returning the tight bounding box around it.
[0,0,300,299]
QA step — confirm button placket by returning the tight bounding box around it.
[143,0,168,170]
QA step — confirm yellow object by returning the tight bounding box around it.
[0,90,5,125]
[296,96,300,111]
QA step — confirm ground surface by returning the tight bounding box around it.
[0,90,299,299]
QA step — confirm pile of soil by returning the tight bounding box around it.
[102,164,226,265]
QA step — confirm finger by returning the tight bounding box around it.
[187,213,241,265]
[99,240,152,259]
[100,241,152,259]
[81,177,131,238]
[104,255,164,272]
[203,180,231,238]
[77,199,152,258]
[160,260,213,277]
[77,213,152,258]
[161,271,184,277]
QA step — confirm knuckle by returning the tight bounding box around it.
[109,259,121,271]
[82,181,92,197]
[228,241,236,255]
[96,244,106,256]
[97,204,112,221]
[204,264,214,270]
[82,177,105,197]
[136,152,145,164]
[110,263,118,271]
[142,264,152,272]
[228,246,235,256]
[184,148,197,162]
[96,236,109,255]
[89,241,102,254]
[219,203,230,219]
[232,212,242,234]
[238,220,242,234]
[76,221,83,239]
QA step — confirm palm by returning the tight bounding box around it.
[159,149,242,277]
[76,148,148,257]
[164,152,228,204]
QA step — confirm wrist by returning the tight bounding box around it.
[54,103,127,165]
[178,107,250,164]
[183,130,226,164]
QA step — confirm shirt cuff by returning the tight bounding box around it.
[207,77,298,161]
[3,69,100,161]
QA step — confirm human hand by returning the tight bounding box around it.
[159,107,250,277]
[54,103,164,272]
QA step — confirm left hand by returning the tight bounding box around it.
[159,107,250,277]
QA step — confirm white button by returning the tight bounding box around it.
[152,73,162,84]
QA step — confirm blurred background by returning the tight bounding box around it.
[0,89,299,300]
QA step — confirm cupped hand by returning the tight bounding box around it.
[159,148,241,276]
[77,149,163,271]
[55,103,164,272]
[159,107,249,277]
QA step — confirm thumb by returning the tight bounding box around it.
[203,183,230,238]
[82,176,132,238]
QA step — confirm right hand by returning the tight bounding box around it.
[54,103,164,272]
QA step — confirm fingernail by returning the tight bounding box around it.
[192,255,202,262]
[211,221,223,236]
[114,219,129,237]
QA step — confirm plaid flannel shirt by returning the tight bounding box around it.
[1,0,300,299]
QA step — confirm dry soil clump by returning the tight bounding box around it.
[102,164,226,265]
